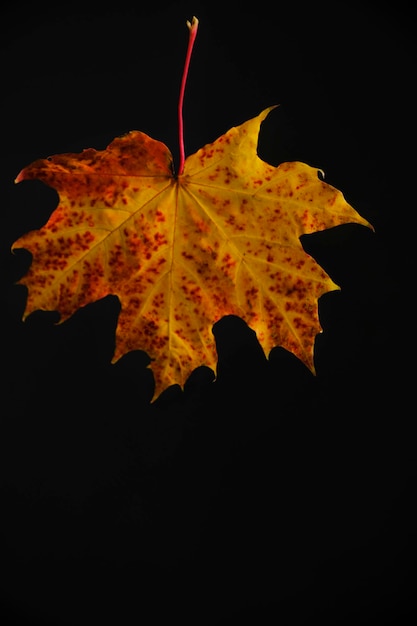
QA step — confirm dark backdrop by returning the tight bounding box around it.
[0,1,414,624]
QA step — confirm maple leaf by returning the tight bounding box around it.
[12,106,373,399]
[11,17,373,399]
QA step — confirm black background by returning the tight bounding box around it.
[0,1,414,624]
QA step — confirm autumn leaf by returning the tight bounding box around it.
[12,104,373,399]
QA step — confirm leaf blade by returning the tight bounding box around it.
[13,108,373,398]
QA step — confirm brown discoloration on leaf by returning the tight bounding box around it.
[13,107,373,399]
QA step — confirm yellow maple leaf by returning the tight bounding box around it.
[12,106,373,399]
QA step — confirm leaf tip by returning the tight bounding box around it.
[14,169,25,184]
[261,103,279,118]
